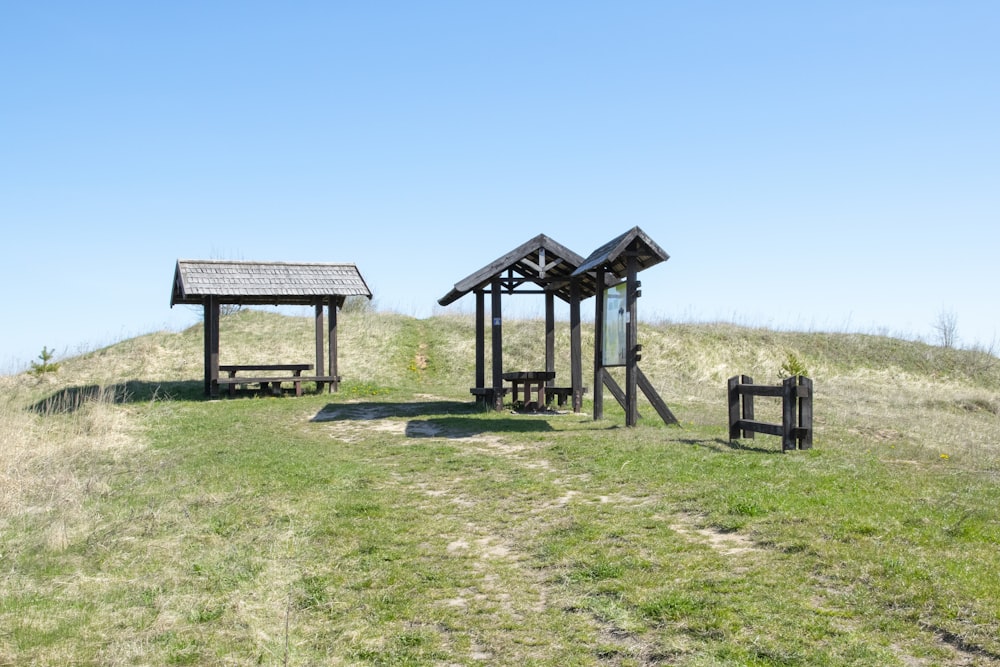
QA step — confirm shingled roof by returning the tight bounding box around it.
[437,234,605,306]
[170,260,371,307]
[572,226,669,279]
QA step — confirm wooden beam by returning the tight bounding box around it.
[545,291,555,385]
[491,275,503,411]
[636,367,679,425]
[625,252,638,427]
[601,368,629,413]
[205,296,220,398]
[570,278,583,413]
[475,290,485,391]
[328,298,339,392]
[315,300,325,392]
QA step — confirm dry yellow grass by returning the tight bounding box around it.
[0,379,143,547]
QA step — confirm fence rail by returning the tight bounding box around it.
[728,375,813,451]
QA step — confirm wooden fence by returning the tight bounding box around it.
[728,375,813,451]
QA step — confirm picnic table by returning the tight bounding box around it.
[502,371,556,410]
[217,364,314,397]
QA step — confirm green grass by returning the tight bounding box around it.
[2,310,999,665]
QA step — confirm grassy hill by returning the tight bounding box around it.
[2,309,999,665]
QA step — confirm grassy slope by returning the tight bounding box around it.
[2,309,999,666]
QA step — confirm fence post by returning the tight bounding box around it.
[781,376,797,451]
[741,375,755,439]
[799,376,813,449]
[727,376,740,439]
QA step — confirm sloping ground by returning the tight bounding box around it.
[2,310,999,665]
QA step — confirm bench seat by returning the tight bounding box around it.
[544,386,588,407]
[216,375,341,397]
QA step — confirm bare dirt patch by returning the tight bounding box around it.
[666,512,758,556]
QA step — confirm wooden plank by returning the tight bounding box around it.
[737,384,784,397]
[636,367,679,425]
[217,375,339,384]
[220,364,313,372]
[602,368,631,414]
[735,420,784,437]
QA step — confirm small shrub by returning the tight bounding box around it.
[29,346,61,377]
[779,351,809,378]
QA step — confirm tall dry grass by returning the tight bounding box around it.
[0,376,142,552]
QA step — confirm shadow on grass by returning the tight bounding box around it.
[679,437,786,455]
[312,400,556,438]
[29,380,205,414]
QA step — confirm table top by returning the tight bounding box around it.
[219,363,314,372]
[502,371,556,381]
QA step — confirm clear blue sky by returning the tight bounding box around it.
[2,2,998,373]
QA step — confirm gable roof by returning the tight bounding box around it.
[170,260,371,307]
[572,226,669,279]
[437,234,603,306]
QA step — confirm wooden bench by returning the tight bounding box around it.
[217,364,326,397]
[544,386,588,407]
[470,386,509,408]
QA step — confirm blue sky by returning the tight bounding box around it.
[2,2,998,372]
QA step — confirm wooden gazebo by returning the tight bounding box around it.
[170,259,371,398]
[438,234,606,412]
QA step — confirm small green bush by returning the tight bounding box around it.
[29,346,60,377]
[779,351,808,378]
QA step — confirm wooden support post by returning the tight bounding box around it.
[625,253,639,427]
[328,298,339,393]
[475,290,485,392]
[204,296,220,397]
[545,291,555,386]
[742,375,755,439]
[727,376,740,440]
[782,376,796,450]
[593,267,605,420]
[799,376,813,449]
[570,278,583,413]
[491,276,503,411]
[315,300,325,392]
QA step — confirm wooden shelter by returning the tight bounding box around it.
[170,259,371,397]
[438,234,607,412]
[572,226,678,426]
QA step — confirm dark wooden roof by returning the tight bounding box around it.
[170,260,372,307]
[437,234,604,306]
[572,226,669,279]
